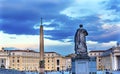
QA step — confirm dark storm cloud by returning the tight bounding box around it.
[0,0,73,35]
[1,20,37,35]
[88,32,120,43]
[0,0,120,43]
[45,30,73,40]
[1,0,72,21]
[43,18,77,40]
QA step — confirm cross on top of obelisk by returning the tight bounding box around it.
[41,18,43,25]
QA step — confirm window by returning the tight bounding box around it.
[52,54,54,56]
[13,53,15,55]
[99,53,101,55]
[57,67,59,71]
[48,60,49,62]
[57,60,59,65]
[17,59,19,63]
[99,59,101,62]
[1,59,4,63]
[94,53,96,55]
[90,53,92,55]
[13,60,14,63]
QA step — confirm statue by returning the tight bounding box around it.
[74,24,88,56]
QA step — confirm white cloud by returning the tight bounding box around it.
[0,31,118,55]
[43,20,55,25]
[101,24,120,30]
[0,31,39,49]
[98,9,120,21]
[60,0,105,18]
[95,23,120,40]
[100,23,120,38]
[44,35,52,38]
[33,19,56,30]
[34,25,55,30]
[44,27,55,30]
[101,41,117,47]
[0,31,72,50]
[62,38,72,42]
[101,24,113,30]
[60,0,120,23]
[87,40,98,45]
[87,40,118,50]
[44,39,71,46]
[99,13,119,21]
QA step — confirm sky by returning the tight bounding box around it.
[0,0,120,56]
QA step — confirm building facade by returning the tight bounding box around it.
[44,52,71,71]
[0,48,71,71]
[0,48,10,69]
[44,52,63,71]
[88,50,105,70]
[101,46,120,71]
[89,46,120,71]
[9,49,39,71]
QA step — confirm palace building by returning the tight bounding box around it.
[44,52,71,71]
[0,48,9,69]
[9,49,39,71]
[88,50,105,70]
[0,48,71,71]
[101,46,120,70]
[89,45,120,71]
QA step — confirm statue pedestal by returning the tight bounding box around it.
[72,55,96,74]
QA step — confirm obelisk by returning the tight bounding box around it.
[39,18,44,74]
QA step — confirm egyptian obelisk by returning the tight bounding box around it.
[39,18,44,74]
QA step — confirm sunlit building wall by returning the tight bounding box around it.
[0,48,71,71]
[63,57,71,71]
[9,49,39,71]
[44,52,67,71]
[0,48,10,69]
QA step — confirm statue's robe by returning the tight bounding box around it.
[74,28,88,54]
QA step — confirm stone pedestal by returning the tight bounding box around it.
[72,56,96,74]
[72,57,89,74]
[39,68,44,74]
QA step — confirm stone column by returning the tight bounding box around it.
[39,24,44,74]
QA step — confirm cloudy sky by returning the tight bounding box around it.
[0,0,120,55]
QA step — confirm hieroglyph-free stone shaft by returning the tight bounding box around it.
[39,24,44,74]
[40,25,44,61]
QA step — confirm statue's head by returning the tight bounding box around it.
[79,24,83,28]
